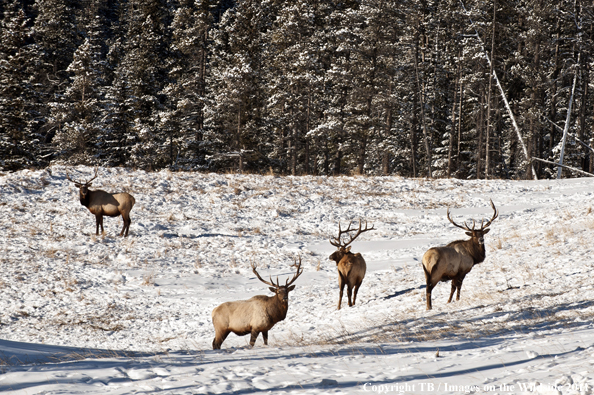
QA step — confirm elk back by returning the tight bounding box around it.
[89,191,134,216]
[423,247,474,283]
[338,253,366,280]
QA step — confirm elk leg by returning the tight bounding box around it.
[426,282,434,310]
[456,276,466,301]
[125,215,131,237]
[352,279,363,306]
[447,280,457,303]
[249,330,260,347]
[262,331,268,345]
[423,267,433,310]
[121,213,132,237]
[213,330,229,350]
[338,274,346,310]
[95,215,101,235]
[347,284,353,307]
[120,214,128,237]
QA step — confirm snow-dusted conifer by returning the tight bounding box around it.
[0,0,45,170]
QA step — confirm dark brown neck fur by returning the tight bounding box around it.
[447,238,486,264]
[269,295,288,321]
[79,191,91,207]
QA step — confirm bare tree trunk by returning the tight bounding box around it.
[448,49,462,178]
[305,94,311,175]
[477,92,484,179]
[411,82,418,177]
[447,81,457,178]
[237,103,243,173]
[358,135,367,175]
[459,0,536,180]
[557,60,579,179]
[550,24,560,160]
[485,0,496,178]
[384,102,393,175]
[414,25,432,178]
[457,82,463,172]
[579,57,588,172]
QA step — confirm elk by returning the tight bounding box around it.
[211,257,303,350]
[422,200,498,310]
[329,219,375,310]
[66,167,136,237]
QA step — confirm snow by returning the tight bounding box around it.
[0,166,593,394]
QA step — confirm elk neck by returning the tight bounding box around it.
[467,237,486,264]
[448,237,486,264]
[268,293,289,321]
[79,189,91,208]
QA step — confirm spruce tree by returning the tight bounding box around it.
[0,0,45,169]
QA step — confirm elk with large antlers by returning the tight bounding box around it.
[422,200,499,310]
[329,219,375,310]
[211,257,303,349]
[66,167,136,237]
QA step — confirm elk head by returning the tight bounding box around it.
[251,257,303,305]
[66,166,99,204]
[329,219,375,263]
[446,199,499,247]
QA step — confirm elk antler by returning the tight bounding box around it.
[329,219,375,250]
[447,199,499,231]
[65,166,99,186]
[285,256,303,287]
[479,199,499,230]
[252,256,304,289]
[65,171,82,186]
[252,262,277,287]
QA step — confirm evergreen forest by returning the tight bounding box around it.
[1,0,593,179]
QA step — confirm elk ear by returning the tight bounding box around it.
[287,285,296,292]
[465,231,473,237]
[75,183,82,188]
[345,246,351,253]
[483,228,490,234]
[269,287,277,293]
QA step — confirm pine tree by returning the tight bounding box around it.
[52,1,110,164]
[205,0,271,172]
[106,0,172,169]
[0,0,45,169]
[265,0,324,175]
[163,0,215,169]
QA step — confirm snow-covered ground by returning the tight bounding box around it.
[0,166,593,394]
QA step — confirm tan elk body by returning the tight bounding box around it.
[211,259,303,349]
[329,220,374,310]
[422,200,498,310]
[66,167,135,237]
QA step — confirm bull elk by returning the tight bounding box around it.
[66,167,136,237]
[329,219,375,310]
[422,200,498,310]
[211,257,303,349]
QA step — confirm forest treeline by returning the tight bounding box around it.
[1,0,593,179]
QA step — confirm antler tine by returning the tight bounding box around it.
[251,262,276,287]
[286,256,303,287]
[330,220,354,249]
[329,221,342,248]
[343,219,375,247]
[447,207,472,231]
[480,199,499,230]
[65,170,77,184]
[85,166,99,185]
[65,168,85,185]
